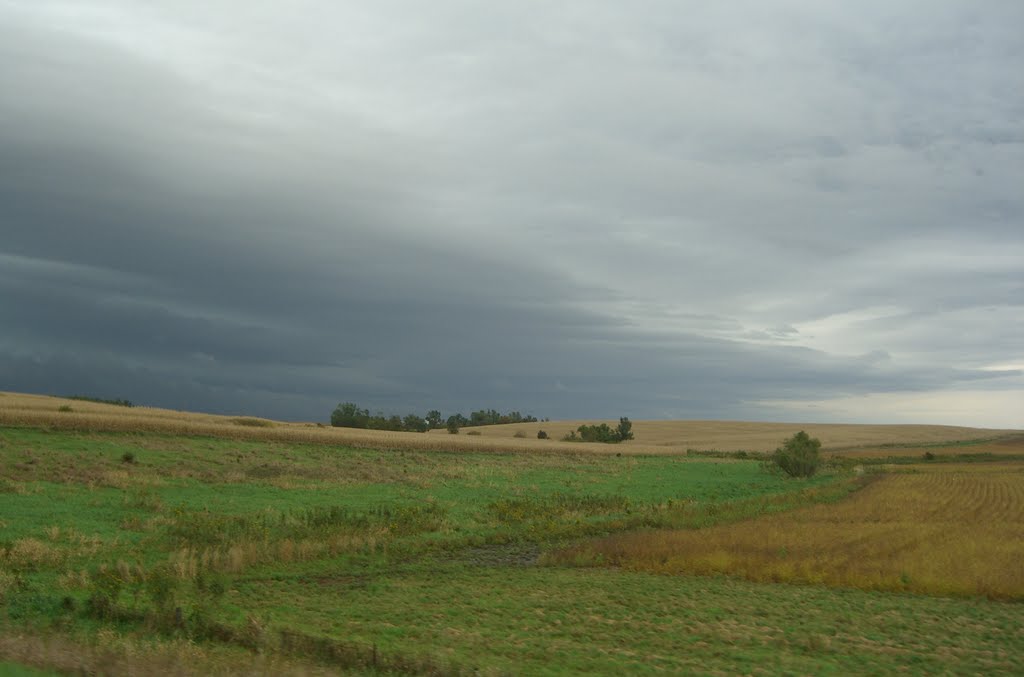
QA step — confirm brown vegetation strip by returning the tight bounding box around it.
[550,468,1024,599]
[0,630,340,677]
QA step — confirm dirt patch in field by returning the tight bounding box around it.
[312,574,372,589]
[458,543,542,567]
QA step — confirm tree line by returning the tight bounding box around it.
[330,403,540,433]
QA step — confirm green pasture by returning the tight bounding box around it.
[1,426,1021,675]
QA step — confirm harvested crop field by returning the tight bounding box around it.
[829,433,1024,458]
[430,419,1021,453]
[3,392,1018,455]
[551,466,1024,599]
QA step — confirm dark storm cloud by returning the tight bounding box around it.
[1,1,1021,426]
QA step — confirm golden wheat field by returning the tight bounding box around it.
[1,391,1019,456]
[552,467,1024,599]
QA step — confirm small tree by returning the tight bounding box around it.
[425,410,443,429]
[772,431,822,477]
[446,416,460,435]
[403,414,428,433]
[616,417,634,441]
[331,402,369,428]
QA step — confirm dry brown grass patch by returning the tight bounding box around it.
[552,466,1024,599]
[0,569,16,600]
[166,531,384,579]
[0,630,341,677]
[3,538,65,570]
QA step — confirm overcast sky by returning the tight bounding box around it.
[1,1,1022,428]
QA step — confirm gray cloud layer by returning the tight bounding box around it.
[1,1,1022,426]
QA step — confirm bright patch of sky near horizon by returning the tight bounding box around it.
[0,1,1021,427]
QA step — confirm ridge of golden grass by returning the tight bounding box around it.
[0,392,642,455]
[832,434,1024,458]
[1,391,1019,455]
[430,418,1021,453]
[549,467,1024,599]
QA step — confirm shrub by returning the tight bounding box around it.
[58,405,73,413]
[121,451,136,464]
[772,431,822,477]
[513,430,527,439]
[537,430,549,440]
[466,430,482,436]
[446,419,460,434]
[923,451,936,461]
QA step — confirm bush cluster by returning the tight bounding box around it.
[563,418,634,444]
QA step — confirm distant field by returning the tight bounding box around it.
[2,391,1019,455]
[828,434,1024,458]
[429,418,1023,454]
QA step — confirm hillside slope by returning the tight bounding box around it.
[2,391,1019,455]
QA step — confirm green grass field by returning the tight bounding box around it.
[1,425,1022,675]
[0,662,56,677]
